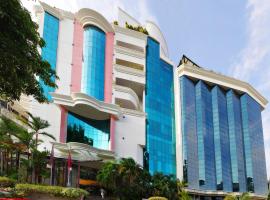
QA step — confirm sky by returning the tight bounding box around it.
[22,0,270,178]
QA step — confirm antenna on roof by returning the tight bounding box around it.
[179,55,201,68]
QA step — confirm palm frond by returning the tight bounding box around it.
[39,131,55,140]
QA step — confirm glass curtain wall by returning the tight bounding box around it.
[40,12,59,100]
[180,76,199,189]
[67,112,110,150]
[145,37,176,176]
[195,80,216,190]
[81,26,106,101]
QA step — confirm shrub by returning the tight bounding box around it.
[148,197,168,200]
[15,184,88,199]
[0,176,16,188]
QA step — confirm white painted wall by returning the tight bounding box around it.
[115,32,146,50]
[55,18,74,95]
[28,101,61,152]
[114,113,146,166]
[174,65,183,180]
[118,7,140,28]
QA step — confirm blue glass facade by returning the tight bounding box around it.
[81,26,106,101]
[241,94,268,195]
[41,12,59,100]
[212,86,232,191]
[67,112,110,150]
[180,76,199,189]
[145,38,176,175]
[226,90,246,192]
[195,81,216,190]
[179,76,267,195]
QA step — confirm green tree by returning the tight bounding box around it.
[25,112,55,148]
[151,173,178,200]
[179,190,192,200]
[97,158,150,200]
[224,192,251,200]
[0,116,27,178]
[0,0,58,103]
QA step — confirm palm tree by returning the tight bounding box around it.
[25,112,55,148]
[179,190,192,200]
[224,192,250,200]
[0,116,27,177]
[22,112,55,183]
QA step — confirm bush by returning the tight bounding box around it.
[148,197,168,200]
[15,184,88,199]
[0,176,16,188]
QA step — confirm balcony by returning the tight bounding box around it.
[113,85,141,111]
[114,64,145,85]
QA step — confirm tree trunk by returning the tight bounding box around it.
[0,150,3,175]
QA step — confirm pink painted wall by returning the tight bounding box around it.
[71,20,83,93]
[110,116,116,151]
[104,32,114,103]
[59,106,67,143]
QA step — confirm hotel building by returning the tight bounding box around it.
[18,1,268,197]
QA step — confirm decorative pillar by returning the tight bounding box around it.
[71,20,83,93]
[104,32,114,103]
[59,106,67,143]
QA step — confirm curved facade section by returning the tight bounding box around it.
[146,21,169,57]
[81,26,106,101]
[114,85,141,110]
[76,8,114,33]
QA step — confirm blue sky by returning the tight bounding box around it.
[22,0,270,178]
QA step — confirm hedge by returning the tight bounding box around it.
[15,184,88,199]
[148,197,168,200]
[0,176,16,188]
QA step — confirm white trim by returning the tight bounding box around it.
[160,54,174,66]
[114,64,145,78]
[114,45,145,59]
[177,63,268,109]
[113,85,141,111]
[51,92,122,119]
[113,25,148,41]
[174,65,183,180]
[76,8,114,33]
[121,108,146,117]
[38,1,74,20]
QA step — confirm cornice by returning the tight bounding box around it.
[177,64,268,108]
[39,1,74,20]
[113,25,148,41]
[75,8,114,33]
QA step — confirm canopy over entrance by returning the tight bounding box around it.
[51,142,115,164]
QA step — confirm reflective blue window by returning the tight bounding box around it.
[40,12,59,100]
[212,86,232,192]
[180,76,199,189]
[81,26,105,101]
[195,81,216,190]
[226,90,246,192]
[67,112,110,150]
[241,94,268,195]
[145,38,176,176]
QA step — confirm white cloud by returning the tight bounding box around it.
[231,0,270,179]
[21,0,157,26]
